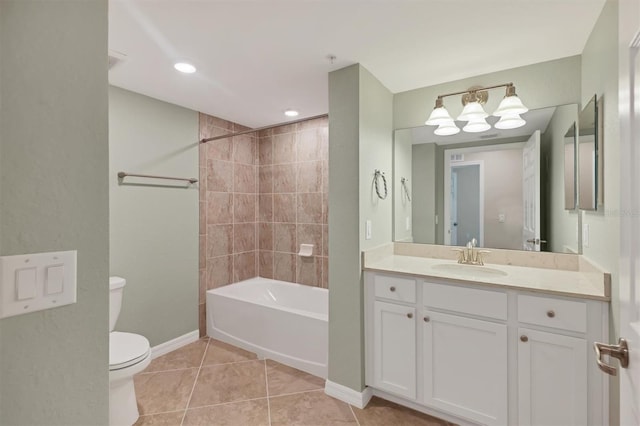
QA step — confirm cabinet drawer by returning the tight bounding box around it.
[423,282,507,320]
[517,295,587,333]
[374,275,416,303]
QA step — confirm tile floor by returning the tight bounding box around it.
[134,338,454,426]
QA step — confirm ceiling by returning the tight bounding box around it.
[109,0,606,128]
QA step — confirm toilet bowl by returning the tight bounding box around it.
[109,277,151,426]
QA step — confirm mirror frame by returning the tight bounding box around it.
[564,122,577,210]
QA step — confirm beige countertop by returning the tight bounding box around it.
[363,245,610,301]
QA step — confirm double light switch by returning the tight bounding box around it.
[0,251,77,319]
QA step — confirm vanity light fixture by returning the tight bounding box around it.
[425,83,528,135]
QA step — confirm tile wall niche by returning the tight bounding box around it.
[198,114,328,336]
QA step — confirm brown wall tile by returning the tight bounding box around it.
[272,133,295,164]
[207,255,233,289]
[234,251,256,282]
[258,194,273,222]
[199,303,207,337]
[297,161,322,193]
[206,139,233,162]
[296,256,321,287]
[233,134,256,165]
[234,223,256,253]
[274,223,296,253]
[259,165,273,194]
[321,257,328,289]
[234,163,257,193]
[206,224,233,258]
[273,164,296,193]
[259,222,274,251]
[297,193,322,224]
[234,194,257,223]
[296,128,322,162]
[273,194,296,223]
[207,159,233,193]
[297,224,322,256]
[272,123,296,135]
[259,251,274,279]
[273,253,296,282]
[259,137,273,165]
[207,192,233,224]
[322,225,328,257]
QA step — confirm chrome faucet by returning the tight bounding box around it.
[454,238,490,266]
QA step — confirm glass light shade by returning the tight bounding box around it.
[462,118,491,133]
[434,120,460,136]
[493,95,528,116]
[494,114,526,130]
[425,106,453,126]
[457,101,488,121]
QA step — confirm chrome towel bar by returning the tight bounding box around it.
[117,172,198,184]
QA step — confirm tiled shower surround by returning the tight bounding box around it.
[198,114,328,335]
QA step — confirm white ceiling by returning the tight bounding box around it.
[108,0,606,128]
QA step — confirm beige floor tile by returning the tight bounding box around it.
[133,410,184,426]
[352,396,456,426]
[266,359,325,396]
[134,369,199,415]
[144,339,209,373]
[188,360,267,408]
[201,339,257,366]
[269,390,357,425]
[183,399,269,426]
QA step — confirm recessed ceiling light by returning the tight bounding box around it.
[284,109,299,117]
[174,62,196,74]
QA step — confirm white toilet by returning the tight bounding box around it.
[109,276,151,426]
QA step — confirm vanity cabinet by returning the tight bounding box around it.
[364,271,608,426]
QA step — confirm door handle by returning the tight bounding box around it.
[594,338,629,376]
[526,238,548,245]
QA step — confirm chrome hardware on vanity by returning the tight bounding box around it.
[594,338,629,376]
[453,238,490,266]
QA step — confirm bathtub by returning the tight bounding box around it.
[206,277,328,378]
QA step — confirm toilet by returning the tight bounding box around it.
[109,276,151,426]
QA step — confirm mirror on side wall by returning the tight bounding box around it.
[578,95,599,211]
[393,104,581,254]
[564,123,577,210]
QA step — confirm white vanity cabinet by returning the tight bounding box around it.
[370,275,417,399]
[364,271,608,426]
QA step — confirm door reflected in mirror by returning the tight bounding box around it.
[393,104,581,254]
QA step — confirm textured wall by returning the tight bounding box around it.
[199,114,329,336]
[257,117,329,287]
[0,1,109,424]
[109,87,199,346]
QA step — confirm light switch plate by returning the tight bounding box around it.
[0,251,77,318]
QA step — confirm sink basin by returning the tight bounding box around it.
[431,263,508,278]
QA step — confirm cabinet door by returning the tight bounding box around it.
[518,327,587,426]
[423,311,507,425]
[372,300,416,399]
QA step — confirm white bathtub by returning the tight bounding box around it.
[206,277,328,378]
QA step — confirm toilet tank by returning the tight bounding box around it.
[109,276,126,332]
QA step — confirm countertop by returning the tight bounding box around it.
[364,253,610,301]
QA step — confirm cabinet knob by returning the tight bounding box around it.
[423,316,430,322]
[407,313,413,319]
[547,310,555,318]
[390,286,396,292]
[520,335,529,342]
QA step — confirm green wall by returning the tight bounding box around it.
[109,87,199,346]
[328,64,393,391]
[0,1,109,424]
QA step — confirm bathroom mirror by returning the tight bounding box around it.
[578,95,598,210]
[393,104,581,253]
[564,122,577,210]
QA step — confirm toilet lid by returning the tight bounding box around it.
[110,332,151,371]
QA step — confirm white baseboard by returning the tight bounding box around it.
[324,380,373,409]
[151,329,200,359]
